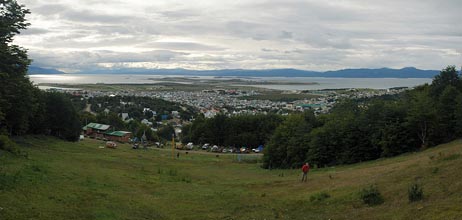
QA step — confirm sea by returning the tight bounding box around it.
[28,74,432,91]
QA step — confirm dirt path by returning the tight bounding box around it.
[84,103,96,115]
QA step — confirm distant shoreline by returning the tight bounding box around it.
[27,66,438,78]
[30,74,432,91]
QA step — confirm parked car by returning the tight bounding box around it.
[202,143,210,150]
[211,145,219,152]
[252,148,260,153]
[186,142,194,150]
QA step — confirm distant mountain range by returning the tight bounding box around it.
[28,66,66,75]
[27,66,439,78]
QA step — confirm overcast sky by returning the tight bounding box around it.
[14,0,462,72]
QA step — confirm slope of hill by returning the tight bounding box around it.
[0,136,461,219]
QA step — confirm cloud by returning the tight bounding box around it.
[138,41,226,51]
[20,27,49,35]
[29,49,189,72]
[14,0,462,71]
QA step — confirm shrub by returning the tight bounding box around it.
[181,176,192,183]
[168,169,177,176]
[310,191,330,202]
[360,185,384,206]
[0,173,17,190]
[408,183,423,202]
[0,135,20,155]
[441,153,461,161]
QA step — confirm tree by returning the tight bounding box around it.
[44,92,81,141]
[157,124,175,141]
[405,87,437,148]
[0,0,37,135]
[136,124,158,142]
[107,112,126,130]
[431,66,459,97]
[263,112,317,169]
[454,93,462,137]
[435,86,459,142]
[79,112,97,127]
[0,0,30,44]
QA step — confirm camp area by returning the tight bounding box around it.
[82,122,132,143]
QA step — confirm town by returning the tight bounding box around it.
[63,85,409,117]
[44,84,411,149]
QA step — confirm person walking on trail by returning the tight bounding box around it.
[301,163,310,182]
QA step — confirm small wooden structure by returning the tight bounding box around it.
[105,131,132,143]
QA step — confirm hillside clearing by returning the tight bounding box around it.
[1,136,461,219]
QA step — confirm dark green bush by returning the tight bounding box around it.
[360,185,384,206]
[310,191,330,202]
[441,153,461,161]
[0,135,20,155]
[408,183,423,202]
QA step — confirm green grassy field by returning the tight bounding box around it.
[1,136,461,219]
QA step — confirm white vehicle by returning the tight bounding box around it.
[186,142,194,150]
[252,148,260,153]
[202,143,210,150]
[211,145,219,152]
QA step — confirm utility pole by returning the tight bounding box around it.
[172,134,175,159]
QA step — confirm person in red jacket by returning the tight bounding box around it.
[301,163,310,182]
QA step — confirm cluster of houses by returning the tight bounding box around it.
[82,122,132,143]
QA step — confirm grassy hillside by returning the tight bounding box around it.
[1,136,461,219]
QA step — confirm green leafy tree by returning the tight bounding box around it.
[157,124,175,141]
[136,124,158,142]
[455,93,462,137]
[435,86,459,142]
[405,86,437,148]
[126,120,141,134]
[107,112,126,130]
[44,92,81,141]
[79,112,97,127]
[263,112,317,169]
[0,0,38,135]
[431,66,459,97]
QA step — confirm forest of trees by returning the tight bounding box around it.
[183,66,462,169]
[181,114,283,147]
[265,66,462,168]
[88,96,196,121]
[0,0,81,146]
